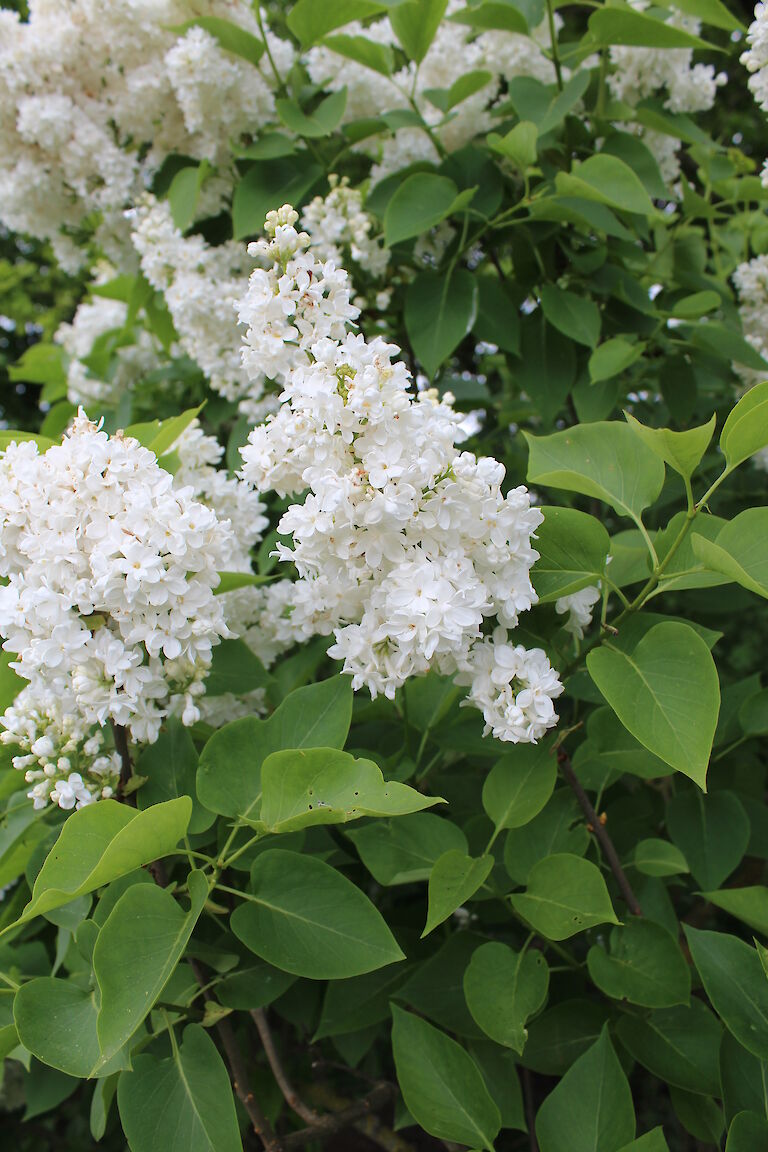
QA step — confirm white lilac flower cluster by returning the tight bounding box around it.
[742,4,768,186]
[301,177,390,282]
[238,208,563,743]
[733,254,768,390]
[0,413,233,809]
[607,5,726,184]
[0,0,291,270]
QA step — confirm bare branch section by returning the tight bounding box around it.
[558,749,642,917]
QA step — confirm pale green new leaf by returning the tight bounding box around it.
[624,411,715,479]
[531,506,610,602]
[720,380,768,470]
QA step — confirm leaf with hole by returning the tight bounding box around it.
[510,853,619,940]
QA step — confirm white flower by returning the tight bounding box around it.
[743,2,768,110]
[556,585,601,640]
[0,411,233,806]
[237,209,563,742]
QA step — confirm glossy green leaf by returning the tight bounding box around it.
[136,720,213,834]
[450,2,528,33]
[391,1005,501,1150]
[197,675,352,821]
[93,871,208,1064]
[488,121,538,169]
[321,33,394,76]
[389,0,448,61]
[14,977,130,1079]
[624,411,715,479]
[525,422,665,519]
[168,16,264,65]
[632,838,689,877]
[587,917,690,1007]
[260,747,441,833]
[589,337,644,384]
[720,381,768,469]
[231,849,404,978]
[587,621,720,788]
[16,799,191,925]
[510,853,619,940]
[686,926,768,1059]
[556,154,658,216]
[531,506,610,602]
[424,70,493,112]
[616,1000,722,1095]
[423,851,493,936]
[482,741,557,834]
[536,1026,636,1152]
[701,886,768,936]
[276,88,347,138]
[232,158,323,240]
[117,1024,242,1152]
[667,789,750,890]
[692,509,768,599]
[384,173,458,246]
[287,0,388,46]
[405,269,478,378]
[540,284,601,349]
[617,1130,670,1152]
[314,965,410,1039]
[588,6,714,48]
[726,1111,768,1151]
[204,638,270,698]
[464,941,549,1052]
[347,812,467,885]
[504,790,590,885]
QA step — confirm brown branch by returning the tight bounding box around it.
[192,961,284,1151]
[111,721,136,806]
[558,750,643,917]
[282,1082,396,1149]
[251,1009,322,1126]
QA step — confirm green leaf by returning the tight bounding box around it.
[624,411,715,480]
[384,173,459,246]
[616,1001,722,1095]
[0,430,56,453]
[588,6,715,48]
[586,622,720,788]
[655,0,743,29]
[231,849,404,978]
[405,269,478,379]
[214,572,273,595]
[473,277,520,353]
[727,1111,768,1151]
[391,1005,501,1150]
[510,853,619,940]
[531,506,610,602]
[449,2,528,33]
[587,918,690,1008]
[464,941,549,1053]
[701,887,768,937]
[275,88,348,138]
[287,0,388,45]
[424,70,493,113]
[93,871,208,1065]
[117,1024,242,1152]
[136,720,213,835]
[667,789,750,890]
[314,966,410,1039]
[668,290,722,319]
[691,322,768,373]
[389,0,448,61]
[8,343,66,390]
[423,852,494,936]
[536,1026,636,1152]
[503,790,589,885]
[216,960,295,1011]
[15,799,191,925]
[321,33,394,76]
[232,158,323,240]
[670,1087,724,1144]
[168,16,264,65]
[347,812,467,885]
[692,509,768,599]
[617,1130,670,1152]
[144,405,205,458]
[525,422,665,520]
[632,838,689,877]
[685,927,768,1060]
[259,747,441,834]
[197,675,352,821]
[14,977,131,1079]
[488,121,538,169]
[723,384,768,470]
[556,154,658,216]
[482,742,557,834]
[588,338,644,384]
[204,638,270,698]
[540,284,601,349]
[167,162,209,234]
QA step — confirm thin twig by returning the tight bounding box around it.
[189,960,283,1152]
[282,1083,395,1149]
[558,750,643,917]
[251,1008,322,1126]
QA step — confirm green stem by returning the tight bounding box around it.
[545,0,564,91]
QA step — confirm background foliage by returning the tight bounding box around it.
[2,0,768,1150]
